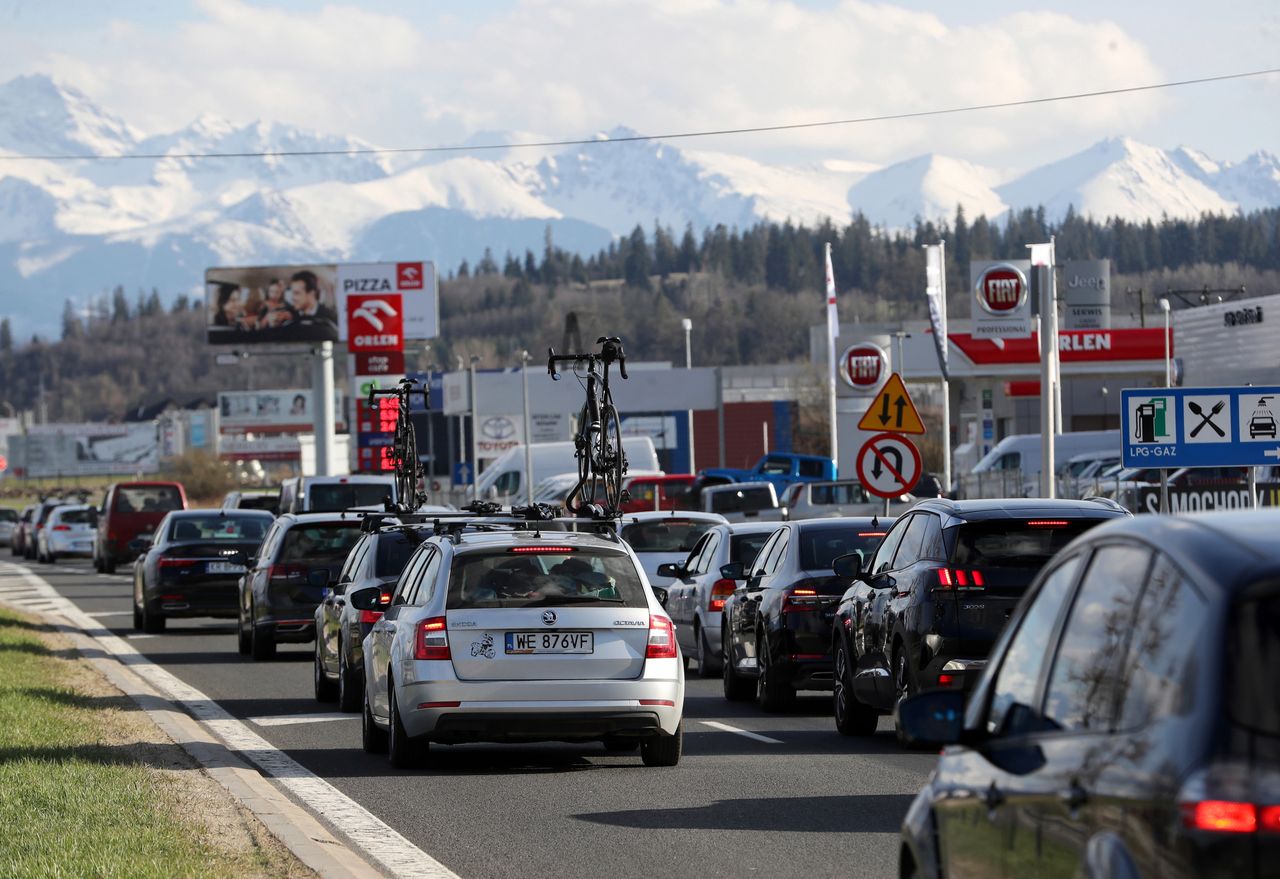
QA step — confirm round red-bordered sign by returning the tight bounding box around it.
[855,432,922,499]
[975,264,1028,315]
[840,343,888,389]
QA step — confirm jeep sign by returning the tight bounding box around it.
[970,260,1032,338]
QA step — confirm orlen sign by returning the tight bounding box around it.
[346,293,404,353]
[336,261,439,342]
[840,343,888,390]
[970,260,1032,339]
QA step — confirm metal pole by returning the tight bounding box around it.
[826,244,839,468]
[521,352,533,503]
[939,240,952,496]
[1038,308,1055,498]
[1160,297,1171,513]
[1249,466,1258,510]
[312,341,335,476]
[682,318,696,474]
[469,358,480,494]
[1050,244,1063,436]
[762,421,769,454]
[1160,469,1169,515]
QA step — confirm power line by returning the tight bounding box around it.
[5,66,1278,163]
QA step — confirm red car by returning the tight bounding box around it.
[618,474,696,514]
[92,481,188,574]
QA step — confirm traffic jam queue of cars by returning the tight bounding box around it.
[20,469,1278,878]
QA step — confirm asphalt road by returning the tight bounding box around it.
[22,558,937,879]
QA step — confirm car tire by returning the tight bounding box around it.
[236,603,251,655]
[46,551,57,564]
[640,721,682,767]
[250,612,276,661]
[721,630,754,701]
[93,550,102,572]
[387,683,426,769]
[362,691,388,755]
[313,640,337,702]
[697,626,720,678]
[756,632,794,712]
[132,601,143,631]
[337,644,363,713]
[893,648,917,747]
[602,736,640,753]
[141,600,166,634]
[102,555,115,574]
[833,640,878,736]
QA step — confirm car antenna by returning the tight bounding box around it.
[871,515,879,529]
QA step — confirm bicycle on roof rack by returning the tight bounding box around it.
[367,377,429,513]
[547,335,629,516]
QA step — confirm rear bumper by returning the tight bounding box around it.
[430,710,667,743]
[776,656,835,691]
[259,619,316,643]
[919,654,987,693]
[49,535,94,555]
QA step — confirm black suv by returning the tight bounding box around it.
[898,509,1280,879]
[830,498,1128,740]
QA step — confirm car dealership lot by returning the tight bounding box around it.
[17,558,936,879]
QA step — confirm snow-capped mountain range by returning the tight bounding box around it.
[1,73,1278,337]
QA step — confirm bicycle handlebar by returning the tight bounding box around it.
[367,378,427,409]
[546,337,627,381]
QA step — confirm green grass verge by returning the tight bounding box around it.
[0,609,286,878]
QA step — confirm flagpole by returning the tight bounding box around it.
[825,243,839,469]
[939,240,952,497]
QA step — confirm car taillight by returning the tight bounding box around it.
[52,524,71,532]
[414,616,450,660]
[269,564,305,582]
[158,558,198,570]
[358,609,383,624]
[1182,801,1258,833]
[1026,520,1069,527]
[782,586,822,613]
[646,614,677,659]
[508,546,576,554]
[935,568,985,590]
[937,673,956,687]
[708,579,736,612]
[1263,805,1280,832]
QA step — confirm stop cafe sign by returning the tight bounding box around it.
[975,263,1028,314]
[840,342,888,390]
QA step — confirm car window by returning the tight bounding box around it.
[811,483,868,505]
[337,536,369,582]
[492,470,520,496]
[987,554,1083,737]
[1227,584,1280,736]
[446,547,648,609]
[730,532,772,569]
[749,530,782,576]
[760,456,792,475]
[870,517,910,575]
[799,526,885,571]
[1116,555,1207,730]
[917,514,945,561]
[279,523,362,564]
[308,483,392,512]
[762,528,790,575]
[995,452,1020,471]
[798,459,825,478]
[689,532,721,575]
[375,532,420,579]
[621,519,717,553]
[168,514,268,542]
[709,487,775,514]
[950,519,1109,569]
[682,533,711,574]
[1040,544,1152,734]
[406,548,439,605]
[56,508,92,525]
[393,548,430,603]
[115,486,182,513]
[0,509,18,523]
[891,514,930,568]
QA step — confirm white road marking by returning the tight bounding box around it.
[699,720,784,744]
[0,562,458,879]
[125,633,158,639]
[249,712,355,727]
[86,611,132,617]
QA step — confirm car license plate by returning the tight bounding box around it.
[207,561,246,575]
[505,631,593,654]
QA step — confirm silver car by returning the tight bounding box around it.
[660,521,779,678]
[617,510,727,591]
[361,525,684,769]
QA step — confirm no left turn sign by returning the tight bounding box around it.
[856,432,922,500]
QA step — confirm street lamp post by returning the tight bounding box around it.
[520,350,533,503]
[681,318,695,475]
[1159,297,1171,513]
[469,355,481,497]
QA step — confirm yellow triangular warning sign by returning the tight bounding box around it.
[856,373,927,435]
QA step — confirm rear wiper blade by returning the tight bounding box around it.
[523,595,625,606]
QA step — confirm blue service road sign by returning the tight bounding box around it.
[1121,386,1280,468]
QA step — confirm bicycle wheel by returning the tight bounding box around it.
[568,403,594,512]
[598,403,625,511]
[395,419,419,510]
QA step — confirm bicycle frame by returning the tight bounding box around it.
[547,337,629,515]
[367,378,430,513]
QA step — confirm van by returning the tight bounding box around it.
[93,481,188,573]
[964,430,1121,497]
[277,475,397,515]
[474,437,661,503]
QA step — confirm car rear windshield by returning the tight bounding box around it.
[279,523,363,564]
[57,508,92,525]
[170,515,269,542]
[1227,588,1280,736]
[950,519,1104,569]
[800,526,886,571]
[447,548,648,609]
[375,533,420,578]
[621,519,716,553]
[308,483,392,512]
[730,533,772,565]
[710,488,775,514]
[0,509,18,523]
[115,486,182,513]
[235,495,278,512]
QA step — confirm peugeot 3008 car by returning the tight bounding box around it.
[362,522,684,768]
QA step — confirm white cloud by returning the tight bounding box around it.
[33,0,1168,165]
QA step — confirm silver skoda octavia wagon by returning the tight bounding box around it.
[361,522,685,768]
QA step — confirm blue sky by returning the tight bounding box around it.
[1,0,1275,170]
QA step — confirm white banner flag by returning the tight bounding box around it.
[824,243,839,339]
[924,243,949,380]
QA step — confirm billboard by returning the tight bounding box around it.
[1062,259,1111,330]
[12,423,159,477]
[206,260,438,346]
[217,390,343,430]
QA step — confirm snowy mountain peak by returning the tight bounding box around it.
[848,153,1006,228]
[0,73,139,157]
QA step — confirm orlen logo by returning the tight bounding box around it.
[840,343,887,389]
[397,262,424,290]
[346,294,404,353]
[975,264,1027,315]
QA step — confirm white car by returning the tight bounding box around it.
[617,510,728,590]
[362,521,684,768]
[659,521,780,677]
[37,504,96,562]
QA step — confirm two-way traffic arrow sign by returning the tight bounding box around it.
[856,373,926,435]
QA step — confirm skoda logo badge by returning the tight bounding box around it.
[542,610,557,626]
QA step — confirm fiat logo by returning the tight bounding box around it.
[975,264,1027,315]
[542,610,557,626]
[840,343,887,389]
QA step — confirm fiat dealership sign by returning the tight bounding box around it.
[840,343,888,390]
[970,260,1032,338]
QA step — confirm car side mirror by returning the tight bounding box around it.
[127,537,151,554]
[307,568,331,589]
[331,581,348,596]
[656,562,683,579]
[832,552,863,581]
[652,586,669,608]
[719,561,746,581]
[348,587,382,611]
[896,689,966,748]
[87,508,99,528]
